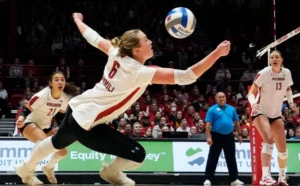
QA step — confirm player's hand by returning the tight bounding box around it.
[73,12,83,22]
[215,40,231,57]
[16,116,25,128]
[207,137,213,146]
[290,103,299,115]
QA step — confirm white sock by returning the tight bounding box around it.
[262,167,269,177]
[31,140,41,154]
[46,153,66,169]
[109,157,143,172]
[25,137,59,170]
[279,168,286,177]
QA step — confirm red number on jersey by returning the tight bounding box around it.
[108,61,120,79]
[47,108,57,116]
[276,82,282,90]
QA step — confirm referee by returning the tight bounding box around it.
[203,92,244,186]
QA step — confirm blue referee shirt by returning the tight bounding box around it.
[205,104,239,135]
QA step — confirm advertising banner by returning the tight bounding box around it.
[58,141,174,172]
[0,140,57,171]
[286,143,300,173]
[0,140,299,173]
[172,142,279,173]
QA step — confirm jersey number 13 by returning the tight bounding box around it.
[276,82,282,90]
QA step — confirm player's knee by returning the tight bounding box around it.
[262,143,274,156]
[278,151,288,160]
[264,134,274,144]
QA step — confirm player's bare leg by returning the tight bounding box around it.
[19,123,49,185]
[42,129,68,184]
[271,120,288,186]
[254,115,277,185]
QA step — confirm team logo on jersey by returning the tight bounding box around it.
[47,102,62,107]
[272,77,285,81]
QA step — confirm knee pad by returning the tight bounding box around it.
[262,143,274,155]
[278,151,288,160]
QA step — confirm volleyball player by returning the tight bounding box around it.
[15,71,76,184]
[248,50,298,185]
[14,12,230,186]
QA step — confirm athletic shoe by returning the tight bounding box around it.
[203,179,211,186]
[14,163,35,185]
[231,179,244,185]
[33,176,43,185]
[42,166,57,184]
[278,176,288,186]
[259,176,277,185]
[99,163,135,186]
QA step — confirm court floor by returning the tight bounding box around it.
[0,184,298,186]
[0,185,254,186]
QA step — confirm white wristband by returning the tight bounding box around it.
[248,93,257,107]
[286,89,293,104]
[82,28,104,48]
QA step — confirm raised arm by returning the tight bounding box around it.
[151,41,231,85]
[73,13,112,55]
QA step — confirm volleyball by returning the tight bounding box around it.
[165,7,196,39]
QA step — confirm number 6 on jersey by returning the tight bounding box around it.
[108,61,120,79]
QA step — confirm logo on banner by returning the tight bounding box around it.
[0,141,55,171]
[186,148,205,166]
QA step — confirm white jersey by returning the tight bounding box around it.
[69,47,157,130]
[252,66,293,118]
[24,87,70,129]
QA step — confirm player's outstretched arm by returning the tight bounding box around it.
[73,12,112,55]
[151,41,231,85]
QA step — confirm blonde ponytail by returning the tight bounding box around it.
[110,29,141,58]
[111,37,122,47]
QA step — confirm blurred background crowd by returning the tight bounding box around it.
[0,0,300,140]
